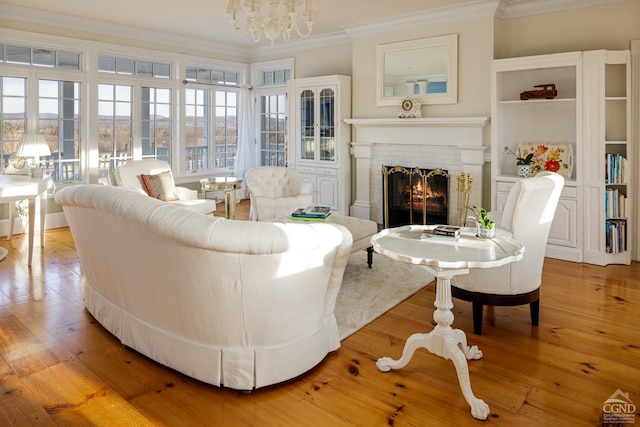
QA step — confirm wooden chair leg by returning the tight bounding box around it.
[530,298,540,326]
[472,301,483,335]
[7,201,15,240]
[366,246,373,268]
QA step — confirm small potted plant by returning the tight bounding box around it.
[469,204,495,238]
[504,146,534,177]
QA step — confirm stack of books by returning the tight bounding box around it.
[420,225,461,243]
[291,206,332,221]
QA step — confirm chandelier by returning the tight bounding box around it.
[226,0,318,45]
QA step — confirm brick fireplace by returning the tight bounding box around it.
[345,117,489,225]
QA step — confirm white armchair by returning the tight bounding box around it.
[111,159,216,215]
[451,172,564,334]
[245,166,313,221]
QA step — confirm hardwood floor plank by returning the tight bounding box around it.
[16,358,153,425]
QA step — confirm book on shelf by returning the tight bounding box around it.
[606,153,627,184]
[291,206,331,219]
[605,219,627,254]
[605,188,627,219]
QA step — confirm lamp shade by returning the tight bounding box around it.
[17,134,51,158]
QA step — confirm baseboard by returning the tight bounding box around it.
[0,212,68,237]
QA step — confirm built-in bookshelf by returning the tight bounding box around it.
[583,50,631,265]
[491,51,582,262]
[492,49,632,265]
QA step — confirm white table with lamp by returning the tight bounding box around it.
[2,133,53,266]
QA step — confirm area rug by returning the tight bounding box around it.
[0,247,7,262]
[334,250,435,340]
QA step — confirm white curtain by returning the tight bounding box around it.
[234,84,255,200]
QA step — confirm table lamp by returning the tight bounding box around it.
[17,134,51,178]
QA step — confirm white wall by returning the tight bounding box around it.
[495,0,640,59]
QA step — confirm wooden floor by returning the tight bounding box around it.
[0,200,639,426]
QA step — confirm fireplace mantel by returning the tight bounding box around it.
[345,117,489,146]
[346,116,490,221]
[346,117,489,128]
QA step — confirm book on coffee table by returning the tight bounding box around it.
[426,225,461,237]
[421,225,461,243]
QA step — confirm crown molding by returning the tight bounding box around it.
[495,0,625,19]
[247,31,352,59]
[342,0,501,38]
[341,0,626,38]
[0,2,251,60]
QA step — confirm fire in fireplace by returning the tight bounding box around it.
[382,165,449,228]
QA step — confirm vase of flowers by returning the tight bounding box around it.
[504,146,534,177]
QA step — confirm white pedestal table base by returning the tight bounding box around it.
[376,266,490,420]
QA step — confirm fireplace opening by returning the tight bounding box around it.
[382,165,449,228]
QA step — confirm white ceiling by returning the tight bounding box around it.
[0,0,623,57]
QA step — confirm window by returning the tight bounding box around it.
[184,86,238,173]
[0,76,26,171]
[98,55,171,78]
[185,65,237,85]
[98,83,133,178]
[215,90,237,169]
[39,79,81,181]
[252,59,292,168]
[259,94,287,166]
[262,69,290,86]
[0,44,80,70]
[184,63,240,173]
[141,87,172,163]
[185,87,209,171]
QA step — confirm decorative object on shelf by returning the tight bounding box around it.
[468,205,494,238]
[516,142,573,179]
[456,173,473,226]
[16,133,51,178]
[4,153,30,175]
[397,97,421,118]
[504,146,534,177]
[519,83,557,100]
[226,0,318,45]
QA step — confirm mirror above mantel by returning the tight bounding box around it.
[376,34,458,107]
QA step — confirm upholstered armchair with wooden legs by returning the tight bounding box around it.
[451,171,564,335]
[245,166,313,221]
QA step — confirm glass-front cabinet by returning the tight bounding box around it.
[298,87,336,163]
[289,75,351,214]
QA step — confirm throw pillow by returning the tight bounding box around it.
[140,171,180,202]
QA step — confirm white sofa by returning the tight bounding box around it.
[55,184,353,390]
[110,159,217,215]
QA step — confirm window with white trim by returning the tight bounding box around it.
[0,44,81,70]
[39,79,82,181]
[252,59,292,168]
[0,76,26,171]
[141,86,171,163]
[184,65,239,173]
[97,83,132,178]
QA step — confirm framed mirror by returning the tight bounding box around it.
[376,34,458,107]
